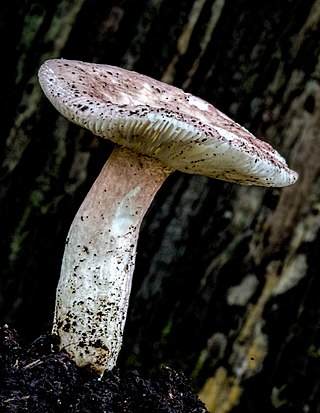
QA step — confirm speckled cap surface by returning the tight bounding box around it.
[38,59,298,187]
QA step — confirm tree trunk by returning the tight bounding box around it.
[1,0,319,411]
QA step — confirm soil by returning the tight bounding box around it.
[0,325,209,413]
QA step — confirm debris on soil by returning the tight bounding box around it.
[0,325,209,412]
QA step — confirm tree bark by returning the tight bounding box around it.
[1,0,320,411]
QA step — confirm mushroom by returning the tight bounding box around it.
[38,59,298,375]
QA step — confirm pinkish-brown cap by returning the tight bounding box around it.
[38,59,298,187]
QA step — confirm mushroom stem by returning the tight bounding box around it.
[53,145,173,374]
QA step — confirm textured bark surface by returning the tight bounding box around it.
[1,0,320,411]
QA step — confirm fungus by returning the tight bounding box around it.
[38,59,298,375]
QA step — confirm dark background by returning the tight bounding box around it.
[1,1,320,411]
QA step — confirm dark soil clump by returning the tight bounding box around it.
[0,325,208,412]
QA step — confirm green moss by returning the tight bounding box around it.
[308,345,320,358]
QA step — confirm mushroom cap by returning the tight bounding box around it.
[38,59,298,187]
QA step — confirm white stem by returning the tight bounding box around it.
[52,145,173,374]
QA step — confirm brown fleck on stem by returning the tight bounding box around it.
[52,145,173,374]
